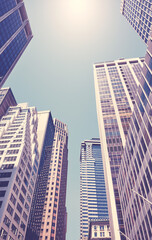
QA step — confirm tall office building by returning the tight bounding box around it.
[80,138,109,240]
[0,0,32,88]
[120,0,152,44]
[0,88,17,118]
[25,111,55,240]
[93,58,144,240]
[0,103,39,240]
[26,118,68,240]
[39,119,68,240]
[117,24,152,240]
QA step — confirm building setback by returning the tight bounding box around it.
[0,103,39,240]
[0,88,17,119]
[0,0,32,87]
[117,25,152,240]
[25,111,55,240]
[120,0,152,44]
[80,138,109,240]
[93,58,144,240]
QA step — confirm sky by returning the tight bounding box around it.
[4,0,146,239]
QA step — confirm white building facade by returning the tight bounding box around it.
[0,103,39,240]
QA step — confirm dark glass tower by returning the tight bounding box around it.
[0,0,32,87]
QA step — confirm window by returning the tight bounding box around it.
[0,227,7,239]
[0,191,6,197]
[21,185,26,196]
[17,203,22,214]
[16,175,21,186]
[0,164,14,170]
[0,181,9,187]
[7,204,13,216]
[3,215,11,228]
[19,194,24,204]
[25,202,29,212]
[8,236,14,240]
[13,184,19,196]
[0,172,12,178]
[14,213,20,225]
[24,177,28,187]
[10,194,16,205]
[11,224,18,236]
[23,212,27,222]
[6,149,19,155]
[18,232,23,240]
[20,221,25,231]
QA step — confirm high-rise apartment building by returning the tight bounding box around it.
[93,58,144,239]
[117,25,152,240]
[120,0,152,44]
[80,138,109,240]
[0,0,32,87]
[26,118,68,240]
[0,103,39,240]
[25,111,55,240]
[0,88,17,118]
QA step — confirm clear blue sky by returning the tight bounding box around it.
[4,0,146,239]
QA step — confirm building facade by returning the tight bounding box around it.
[26,118,68,240]
[25,111,55,240]
[93,58,144,240]
[0,88,17,119]
[0,103,39,240]
[120,0,152,44]
[80,138,109,240]
[88,219,111,240]
[39,119,68,240]
[0,0,32,87]
[117,30,152,240]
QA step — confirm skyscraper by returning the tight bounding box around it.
[117,23,152,240]
[80,138,109,240]
[26,118,68,240]
[120,0,152,44]
[39,119,68,240]
[0,88,17,118]
[93,58,144,239]
[25,111,55,240]
[0,103,39,240]
[0,0,32,87]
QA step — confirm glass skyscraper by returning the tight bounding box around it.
[120,0,152,44]
[94,58,144,240]
[80,138,109,240]
[0,0,32,87]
